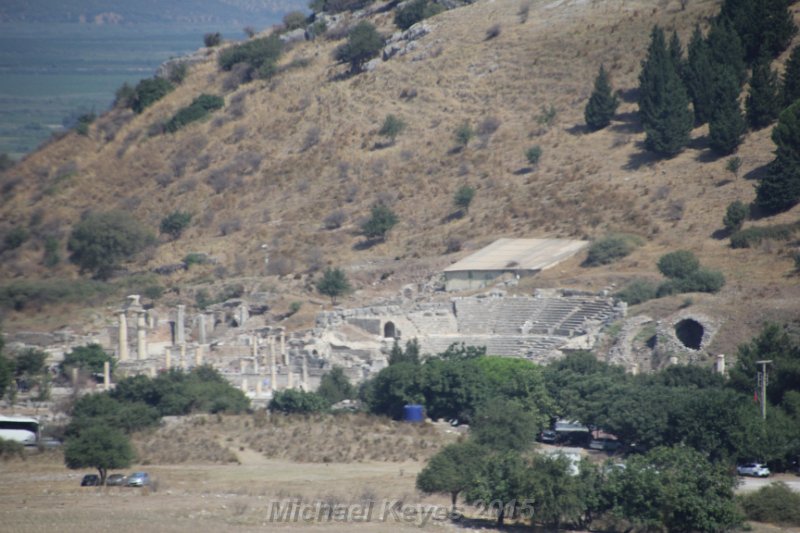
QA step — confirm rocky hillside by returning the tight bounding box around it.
[1,0,799,355]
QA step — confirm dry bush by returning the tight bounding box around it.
[324,209,347,229]
[267,254,296,276]
[219,217,242,236]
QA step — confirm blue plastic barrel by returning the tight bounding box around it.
[403,404,424,423]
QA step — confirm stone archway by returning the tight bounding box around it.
[384,321,397,338]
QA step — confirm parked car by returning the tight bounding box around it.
[736,463,770,477]
[80,474,101,486]
[126,472,151,487]
[106,474,127,486]
[589,438,621,452]
[538,430,558,444]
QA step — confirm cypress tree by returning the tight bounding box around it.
[669,30,685,79]
[755,101,800,214]
[707,18,747,86]
[719,0,796,62]
[746,55,781,129]
[782,45,800,107]
[708,67,746,154]
[685,26,715,125]
[584,64,619,131]
[639,26,694,157]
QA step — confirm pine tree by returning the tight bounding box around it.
[708,67,746,154]
[584,64,619,131]
[782,45,800,107]
[639,26,694,157]
[755,101,800,213]
[719,0,797,62]
[746,55,781,129]
[669,30,685,79]
[685,26,715,125]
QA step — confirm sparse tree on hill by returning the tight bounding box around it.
[782,45,800,107]
[708,67,746,154]
[203,32,222,47]
[453,185,476,214]
[378,114,406,145]
[756,101,800,214]
[334,21,383,74]
[747,55,782,129]
[361,203,398,241]
[639,26,693,157]
[159,211,192,240]
[64,425,134,485]
[584,64,619,131]
[723,200,748,232]
[316,267,351,305]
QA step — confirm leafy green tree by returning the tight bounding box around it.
[474,357,553,421]
[584,64,619,130]
[388,338,421,366]
[315,267,351,305]
[60,344,114,377]
[67,393,160,436]
[638,26,694,156]
[708,67,746,154]
[740,481,800,524]
[68,211,153,279]
[334,21,383,73]
[64,425,134,485]
[602,446,741,532]
[361,362,423,419]
[528,454,596,529]
[471,397,539,452]
[464,450,532,526]
[684,26,715,125]
[723,200,748,232]
[159,211,192,239]
[268,389,328,414]
[316,366,355,405]
[13,348,47,378]
[657,250,700,279]
[421,357,487,423]
[131,78,175,114]
[747,55,782,129]
[756,101,800,213]
[378,114,406,145]
[416,441,487,512]
[361,203,398,241]
[783,45,800,107]
[453,185,475,213]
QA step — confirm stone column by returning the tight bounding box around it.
[241,377,248,393]
[302,355,309,391]
[716,354,726,375]
[118,311,129,362]
[103,361,110,391]
[271,360,277,392]
[137,311,147,360]
[198,314,207,345]
[165,347,171,370]
[280,329,287,365]
[195,344,204,367]
[287,358,294,390]
[149,366,156,378]
[256,379,262,396]
[180,343,188,370]
[71,367,79,388]
[176,305,186,346]
[240,358,246,374]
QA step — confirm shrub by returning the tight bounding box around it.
[525,145,542,165]
[165,94,224,133]
[113,83,136,109]
[394,0,444,30]
[218,34,283,78]
[316,267,351,304]
[657,250,700,279]
[131,78,175,114]
[616,279,658,305]
[537,104,557,126]
[67,211,154,279]
[160,211,192,239]
[269,389,329,414]
[43,236,60,267]
[334,21,383,73]
[729,221,800,248]
[283,11,307,31]
[324,210,346,230]
[657,268,726,296]
[3,226,29,250]
[183,253,210,268]
[75,113,95,136]
[454,121,474,148]
[167,62,188,84]
[726,156,742,175]
[316,367,355,405]
[485,24,501,40]
[454,185,475,213]
[584,234,641,266]
[0,437,25,461]
[722,201,748,233]
[203,32,222,47]
[738,482,800,525]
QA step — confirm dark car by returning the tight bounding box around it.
[126,472,151,487]
[106,474,127,486]
[80,474,101,486]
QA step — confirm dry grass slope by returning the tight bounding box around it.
[1,0,799,353]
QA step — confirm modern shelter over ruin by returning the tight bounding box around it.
[443,238,589,291]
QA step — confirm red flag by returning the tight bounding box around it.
[754,390,759,404]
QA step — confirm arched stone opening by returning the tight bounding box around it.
[675,319,704,350]
[384,321,397,338]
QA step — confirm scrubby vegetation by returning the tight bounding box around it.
[129,78,175,114]
[394,0,444,31]
[730,220,800,248]
[584,233,642,266]
[218,34,283,81]
[164,94,224,133]
[739,482,800,525]
[334,21,383,73]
